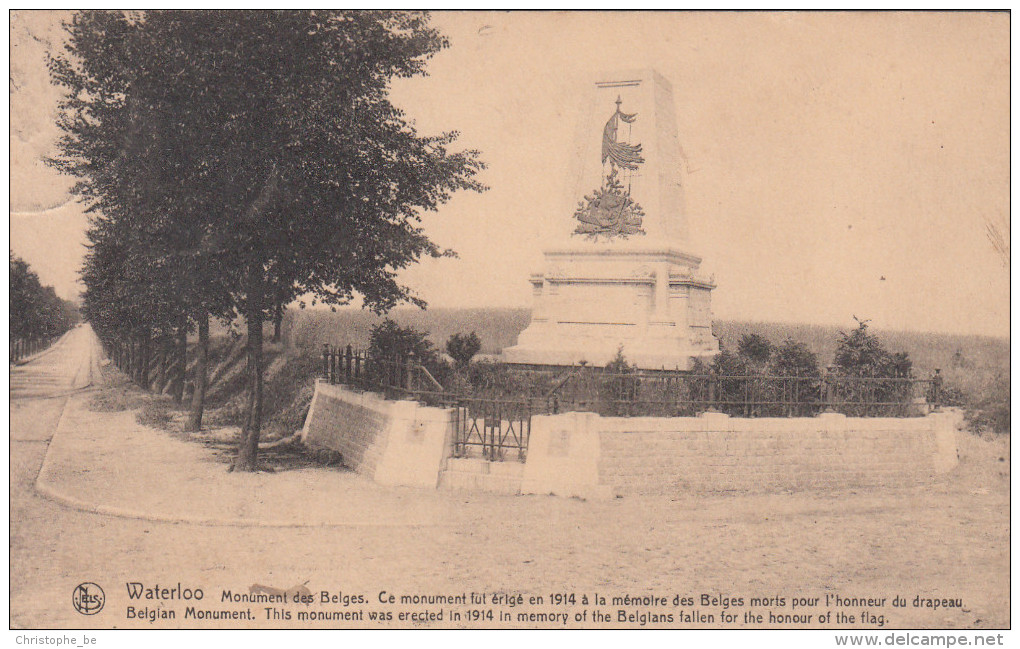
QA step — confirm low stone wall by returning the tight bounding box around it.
[302,380,959,498]
[522,410,959,499]
[521,412,611,500]
[301,380,455,488]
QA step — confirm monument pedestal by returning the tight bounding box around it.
[502,69,720,370]
[502,239,718,370]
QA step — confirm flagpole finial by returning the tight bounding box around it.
[615,95,623,110]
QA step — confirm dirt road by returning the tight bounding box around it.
[9,325,1009,629]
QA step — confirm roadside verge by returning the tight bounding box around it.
[34,395,459,528]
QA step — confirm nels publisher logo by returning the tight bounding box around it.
[72,583,105,615]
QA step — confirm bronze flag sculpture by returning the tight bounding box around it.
[574,96,646,239]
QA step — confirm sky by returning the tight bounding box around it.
[8,11,1011,338]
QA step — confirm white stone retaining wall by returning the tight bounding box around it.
[301,380,454,488]
[595,411,959,496]
[301,380,958,498]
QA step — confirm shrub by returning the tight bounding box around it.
[737,333,774,367]
[939,383,967,408]
[753,338,823,416]
[605,346,633,374]
[688,356,710,375]
[706,344,746,414]
[601,347,639,416]
[446,331,481,368]
[833,317,911,378]
[368,318,438,364]
[832,317,914,415]
[710,344,747,376]
[367,318,455,392]
[768,338,821,378]
[701,336,824,417]
[964,374,1010,435]
[465,360,556,399]
[137,399,174,428]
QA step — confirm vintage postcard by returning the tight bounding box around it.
[8,10,1010,642]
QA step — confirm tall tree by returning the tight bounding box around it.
[52,10,238,417]
[10,252,79,340]
[50,11,485,470]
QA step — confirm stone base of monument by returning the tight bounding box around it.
[501,239,720,370]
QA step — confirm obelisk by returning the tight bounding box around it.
[502,69,719,370]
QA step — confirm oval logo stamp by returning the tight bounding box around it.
[72,582,105,615]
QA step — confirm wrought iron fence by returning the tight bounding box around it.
[540,366,942,419]
[322,349,943,420]
[320,350,944,463]
[320,344,428,399]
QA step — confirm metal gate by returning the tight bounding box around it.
[452,399,531,462]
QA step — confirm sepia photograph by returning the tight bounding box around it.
[8,9,1011,641]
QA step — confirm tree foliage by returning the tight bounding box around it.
[736,333,773,368]
[768,338,820,378]
[709,343,747,377]
[49,10,485,469]
[367,318,447,388]
[601,346,639,416]
[833,317,912,378]
[369,318,438,365]
[445,331,481,368]
[964,373,1010,435]
[604,346,634,374]
[9,252,80,339]
[829,317,915,415]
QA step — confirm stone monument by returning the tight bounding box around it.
[502,69,719,370]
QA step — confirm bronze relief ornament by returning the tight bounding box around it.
[573,96,647,240]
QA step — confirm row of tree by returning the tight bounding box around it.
[701,317,913,380]
[689,319,918,416]
[51,11,484,470]
[9,252,79,342]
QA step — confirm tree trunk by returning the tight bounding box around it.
[171,323,187,403]
[163,340,174,392]
[132,337,142,385]
[141,335,151,389]
[155,338,169,393]
[233,164,278,472]
[235,264,265,472]
[189,311,209,431]
[272,299,283,343]
[134,337,142,386]
[131,339,138,381]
